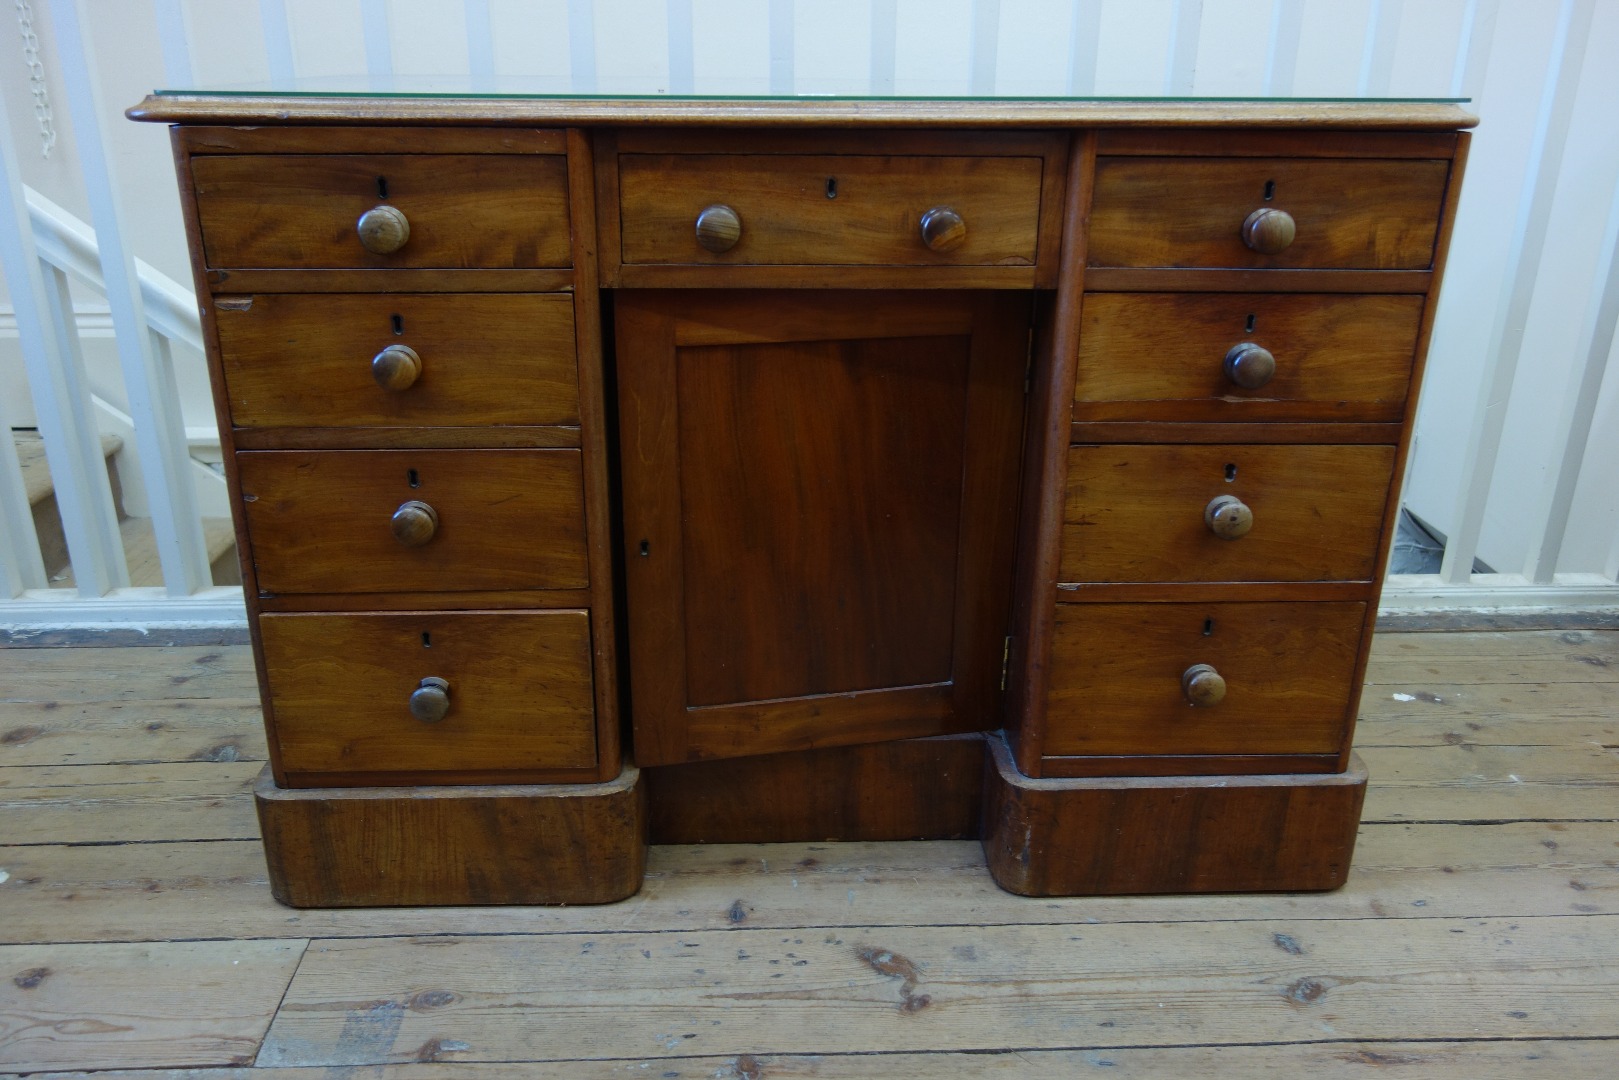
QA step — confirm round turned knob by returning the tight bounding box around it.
[391,499,439,547]
[695,204,742,253]
[409,676,450,723]
[357,204,411,255]
[1223,342,1276,389]
[919,206,967,253]
[1182,664,1227,707]
[1204,494,1254,540]
[371,344,422,392]
[1241,207,1295,254]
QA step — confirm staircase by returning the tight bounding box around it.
[14,430,240,589]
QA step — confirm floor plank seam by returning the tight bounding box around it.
[251,938,311,1070]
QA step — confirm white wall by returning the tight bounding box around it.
[4,0,1617,575]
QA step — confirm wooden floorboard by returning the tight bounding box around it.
[1,630,1617,1075]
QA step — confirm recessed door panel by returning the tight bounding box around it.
[618,291,1027,765]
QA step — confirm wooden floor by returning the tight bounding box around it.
[1,629,1616,1077]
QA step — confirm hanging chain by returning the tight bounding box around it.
[16,0,57,158]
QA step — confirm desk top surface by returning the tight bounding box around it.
[131,81,1476,129]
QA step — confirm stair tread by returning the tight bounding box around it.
[49,516,237,590]
[14,430,125,507]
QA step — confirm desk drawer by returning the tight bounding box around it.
[1060,443,1396,583]
[1045,601,1364,758]
[191,154,571,269]
[1074,293,1423,423]
[239,449,588,595]
[216,293,580,428]
[1088,157,1449,269]
[617,153,1044,267]
[261,609,597,783]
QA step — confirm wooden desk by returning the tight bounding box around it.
[132,95,1473,905]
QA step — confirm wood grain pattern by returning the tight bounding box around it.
[257,610,597,786]
[1045,601,1366,758]
[1070,421,1402,444]
[1060,443,1397,583]
[206,268,576,293]
[230,425,582,451]
[214,293,579,428]
[176,124,567,155]
[253,764,645,906]
[984,736,1367,895]
[676,334,967,706]
[191,154,571,269]
[566,126,624,783]
[645,735,986,844]
[617,290,1026,765]
[617,153,1043,268]
[1088,157,1449,269]
[254,913,1619,1067]
[0,940,304,1072]
[1002,134,1096,779]
[128,94,1480,129]
[1073,292,1423,422]
[1081,267,1432,293]
[1095,129,1460,158]
[237,449,587,595]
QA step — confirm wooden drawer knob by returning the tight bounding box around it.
[1182,663,1226,707]
[357,205,411,255]
[1223,342,1276,389]
[695,204,742,253]
[919,206,967,252]
[409,676,451,722]
[371,344,422,392]
[391,499,439,547]
[1241,208,1295,254]
[1204,494,1253,539]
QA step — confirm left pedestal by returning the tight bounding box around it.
[253,764,646,907]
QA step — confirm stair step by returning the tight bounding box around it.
[14,430,123,507]
[48,515,240,590]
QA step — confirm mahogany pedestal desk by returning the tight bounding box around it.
[131,93,1474,906]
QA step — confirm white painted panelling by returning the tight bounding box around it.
[259,0,298,86]
[1262,0,1304,95]
[692,0,769,93]
[152,0,196,88]
[1096,0,1172,97]
[387,0,466,78]
[870,0,897,94]
[465,0,496,88]
[361,0,394,78]
[1524,179,1619,584]
[895,0,972,96]
[1190,0,1271,97]
[667,0,695,92]
[594,0,667,93]
[286,0,367,79]
[1165,0,1203,94]
[987,0,1071,98]
[794,0,869,96]
[1355,0,1401,97]
[1291,0,1371,97]
[489,0,570,92]
[1067,0,1103,94]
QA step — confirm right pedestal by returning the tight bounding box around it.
[981,735,1367,896]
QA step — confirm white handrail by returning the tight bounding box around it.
[25,187,202,354]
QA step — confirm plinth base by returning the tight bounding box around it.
[981,735,1367,896]
[253,764,645,907]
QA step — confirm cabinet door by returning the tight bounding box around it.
[618,291,1028,765]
